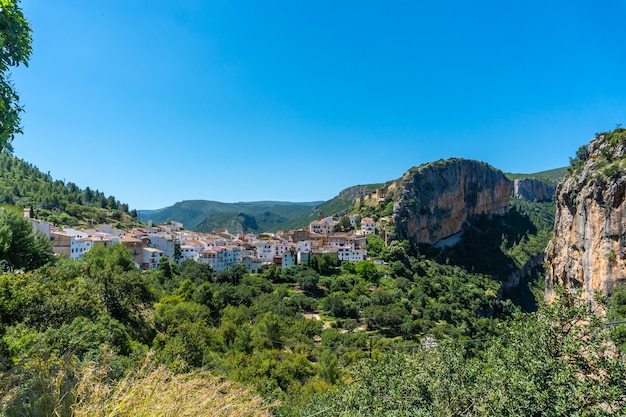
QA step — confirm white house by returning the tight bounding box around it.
[142,247,163,270]
[198,246,241,271]
[361,217,376,235]
[180,244,200,262]
[337,247,367,262]
[255,242,274,263]
[147,235,177,258]
[328,234,355,249]
[310,221,333,235]
[242,255,263,273]
[273,241,293,258]
[282,253,296,268]
[296,240,312,253]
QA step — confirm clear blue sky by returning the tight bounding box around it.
[11,0,626,209]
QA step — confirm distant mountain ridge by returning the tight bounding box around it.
[138,200,325,233]
[137,183,388,233]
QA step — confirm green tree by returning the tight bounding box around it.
[0,0,32,152]
[318,349,339,384]
[295,268,319,294]
[0,206,53,271]
[335,216,352,232]
[355,260,378,282]
[365,234,387,258]
[310,253,336,276]
[83,244,154,336]
[299,289,626,416]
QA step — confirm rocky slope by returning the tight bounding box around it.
[512,178,556,202]
[546,128,626,309]
[392,159,511,245]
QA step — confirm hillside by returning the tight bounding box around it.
[0,152,137,227]
[138,184,383,233]
[505,166,568,185]
[139,200,322,233]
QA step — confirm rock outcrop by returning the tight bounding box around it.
[393,159,510,245]
[546,129,626,310]
[512,178,556,202]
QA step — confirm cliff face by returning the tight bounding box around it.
[512,178,556,202]
[546,130,626,308]
[393,159,510,245]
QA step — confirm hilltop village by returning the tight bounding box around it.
[26,208,377,272]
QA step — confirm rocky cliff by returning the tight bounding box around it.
[512,178,556,202]
[546,128,626,309]
[393,159,511,245]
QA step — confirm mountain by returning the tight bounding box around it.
[546,127,626,310]
[138,200,323,233]
[391,159,511,245]
[138,184,384,233]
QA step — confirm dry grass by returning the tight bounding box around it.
[71,352,274,417]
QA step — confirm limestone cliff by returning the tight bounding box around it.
[546,128,626,308]
[393,159,510,245]
[512,178,556,202]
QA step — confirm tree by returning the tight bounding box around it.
[295,268,319,294]
[355,260,378,282]
[83,244,155,334]
[335,216,352,232]
[318,349,339,384]
[366,234,388,259]
[0,0,32,152]
[0,206,53,271]
[299,288,626,416]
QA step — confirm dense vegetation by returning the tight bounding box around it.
[3,241,626,416]
[295,288,626,416]
[0,152,137,226]
[352,178,556,311]
[0,236,519,415]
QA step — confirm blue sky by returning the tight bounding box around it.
[11,0,626,209]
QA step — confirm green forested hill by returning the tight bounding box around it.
[138,184,383,233]
[0,152,136,226]
[505,166,568,185]
[139,200,322,233]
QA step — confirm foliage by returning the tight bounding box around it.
[310,253,337,276]
[0,206,53,271]
[334,215,352,232]
[568,127,626,178]
[568,144,589,174]
[0,153,134,226]
[607,284,626,353]
[296,289,626,416]
[365,234,387,259]
[0,0,31,152]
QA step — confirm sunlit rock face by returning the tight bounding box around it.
[546,132,626,312]
[512,178,556,202]
[393,159,510,245]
